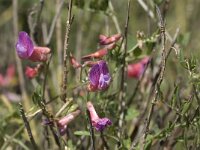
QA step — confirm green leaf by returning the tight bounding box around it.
[125,106,139,121]
[133,47,142,57]
[0,135,4,148]
[74,0,85,9]
[123,138,131,149]
[181,101,192,114]
[170,85,179,108]
[74,130,90,136]
[89,0,108,11]
[32,85,42,106]
[153,0,164,5]
[144,140,152,150]
[145,39,156,55]
[177,32,191,47]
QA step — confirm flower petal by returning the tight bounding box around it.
[16,31,34,59]
[98,74,111,90]
[98,61,109,75]
[89,63,101,86]
[94,118,112,131]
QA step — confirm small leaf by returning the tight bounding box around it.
[74,130,90,136]
[125,106,139,121]
[133,47,142,57]
[123,138,131,149]
[89,0,108,11]
[32,85,42,106]
[182,101,192,114]
[145,40,156,55]
[74,0,85,9]
[153,0,164,5]
[144,140,152,150]
[177,32,191,47]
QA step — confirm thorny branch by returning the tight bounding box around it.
[142,5,166,146]
[19,103,37,149]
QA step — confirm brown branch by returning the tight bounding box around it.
[61,0,73,102]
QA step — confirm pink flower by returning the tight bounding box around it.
[25,66,38,79]
[87,101,112,131]
[99,34,122,45]
[15,31,50,62]
[57,110,81,136]
[82,43,116,60]
[69,53,81,69]
[128,57,150,79]
[0,65,16,87]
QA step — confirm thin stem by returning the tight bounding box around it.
[41,56,52,148]
[100,131,110,150]
[19,103,37,149]
[87,109,95,150]
[45,0,65,45]
[86,91,95,150]
[61,0,73,102]
[30,0,44,43]
[137,0,155,19]
[108,1,121,33]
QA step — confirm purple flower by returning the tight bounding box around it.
[88,60,111,92]
[15,31,51,62]
[93,118,112,131]
[16,31,34,59]
[87,101,112,131]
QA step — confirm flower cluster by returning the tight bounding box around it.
[82,34,121,60]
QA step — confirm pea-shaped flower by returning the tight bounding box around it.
[87,101,112,131]
[15,31,50,62]
[57,110,81,136]
[88,60,111,92]
[99,33,122,45]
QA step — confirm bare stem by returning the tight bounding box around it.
[87,109,95,150]
[61,0,73,102]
